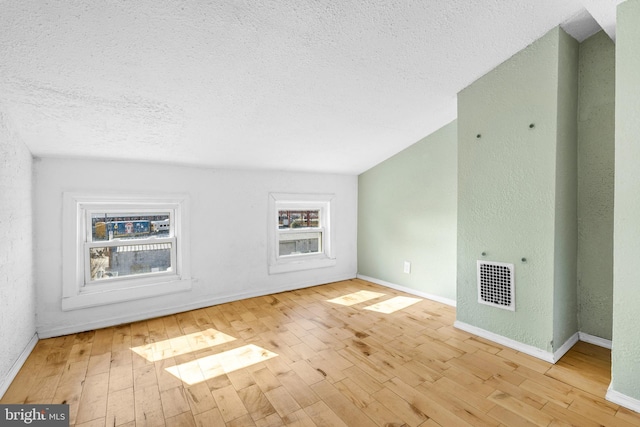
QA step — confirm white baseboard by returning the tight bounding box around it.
[356,274,456,307]
[578,332,612,349]
[606,385,640,413]
[454,320,555,363]
[553,332,580,362]
[38,273,356,338]
[454,321,579,364]
[0,333,38,399]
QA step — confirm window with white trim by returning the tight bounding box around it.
[268,193,336,274]
[86,211,174,282]
[278,209,322,256]
[62,193,191,310]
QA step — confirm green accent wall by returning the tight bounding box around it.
[577,31,615,340]
[457,27,578,352]
[612,0,640,402]
[357,121,457,301]
[553,29,579,350]
[356,20,622,399]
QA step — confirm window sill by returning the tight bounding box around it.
[61,278,192,311]
[268,256,336,274]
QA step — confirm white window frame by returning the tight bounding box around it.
[62,192,192,311]
[268,193,336,274]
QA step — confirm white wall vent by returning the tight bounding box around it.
[477,260,515,311]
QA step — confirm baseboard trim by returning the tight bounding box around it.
[454,320,556,363]
[606,385,640,413]
[578,332,612,349]
[554,332,580,362]
[454,321,579,364]
[38,274,356,338]
[0,333,38,399]
[356,274,456,307]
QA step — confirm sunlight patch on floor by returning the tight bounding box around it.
[326,290,386,306]
[364,296,422,314]
[130,328,237,362]
[165,344,279,385]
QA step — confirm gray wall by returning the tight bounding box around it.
[358,121,457,302]
[0,111,36,396]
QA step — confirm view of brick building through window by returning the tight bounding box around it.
[277,210,319,229]
[277,210,321,256]
[89,213,173,281]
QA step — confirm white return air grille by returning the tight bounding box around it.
[477,260,515,311]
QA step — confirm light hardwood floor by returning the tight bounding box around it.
[2,278,639,426]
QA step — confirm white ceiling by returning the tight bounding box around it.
[0,1,621,175]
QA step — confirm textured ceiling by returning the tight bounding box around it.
[0,1,620,174]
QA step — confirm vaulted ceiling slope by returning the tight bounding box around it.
[0,1,620,174]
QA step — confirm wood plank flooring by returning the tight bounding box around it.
[2,278,639,426]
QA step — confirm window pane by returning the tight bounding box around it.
[89,242,172,281]
[279,232,322,256]
[91,212,171,241]
[278,210,320,229]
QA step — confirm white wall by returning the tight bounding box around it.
[34,158,358,337]
[0,112,37,396]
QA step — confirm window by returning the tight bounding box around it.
[278,209,322,256]
[268,193,336,274]
[86,211,174,282]
[62,193,191,310]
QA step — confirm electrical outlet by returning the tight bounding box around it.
[403,261,411,274]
